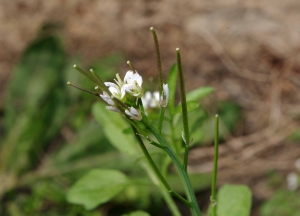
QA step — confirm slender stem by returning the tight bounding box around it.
[73,64,99,85]
[131,125,190,207]
[150,27,163,94]
[127,61,136,72]
[150,27,166,134]
[158,107,166,133]
[142,118,202,216]
[211,115,219,216]
[183,143,189,173]
[67,82,100,97]
[176,48,190,172]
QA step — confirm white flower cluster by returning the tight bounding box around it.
[141,84,169,110]
[142,91,160,109]
[100,70,143,121]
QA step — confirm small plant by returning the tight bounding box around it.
[67,27,252,216]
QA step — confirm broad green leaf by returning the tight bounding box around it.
[167,64,178,116]
[217,184,252,216]
[122,210,150,216]
[67,169,130,210]
[175,101,200,114]
[186,86,214,102]
[92,102,137,155]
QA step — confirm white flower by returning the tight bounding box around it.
[106,106,119,113]
[142,91,160,109]
[159,83,169,107]
[125,107,142,121]
[287,172,299,190]
[100,91,114,106]
[295,158,300,170]
[105,82,126,101]
[122,70,143,98]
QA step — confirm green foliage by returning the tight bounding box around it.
[92,102,137,155]
[186,86,214,102]
[216,184,252,216]
[67,169,130,210]
[1,35,67,174]
[260,190,300,216]
[122,210,151,216]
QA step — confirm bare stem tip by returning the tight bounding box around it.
[176,48,180,51]
[150,27,154,31]
[73,64,77,68]
[67,81,71,85]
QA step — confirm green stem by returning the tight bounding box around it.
[132,125,190,207]
[142,118,202,216]
[158,107,166,133]
[183,143,189,173]
[211,115,219,216]
[176,48,190,172]
[150,27,163,94]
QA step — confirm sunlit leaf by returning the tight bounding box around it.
[67,169,130,210]
[186,86,214,102]
[175,101,200,114]
[217,185,252,216]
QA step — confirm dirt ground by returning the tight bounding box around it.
[1,0,300,215]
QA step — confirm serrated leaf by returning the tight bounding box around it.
[67,169,130,210]
[186,86,214,102]
[217,184,252,216]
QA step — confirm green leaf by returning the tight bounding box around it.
[186,86,214,102]
[92,102,137,155]
[175,101,200,114]
[217,184,252,216]
[260,190,300,216]
[167,64,178,116]
[122,210,150,216]
[67,169,130,210]
[1,35,67,173]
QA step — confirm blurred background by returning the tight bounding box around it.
[1,0,300,215]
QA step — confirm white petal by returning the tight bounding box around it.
[106,106,119,112]
[105,82,118,88]
[125,107,142,121]
[153,91,159,101]
[100,92,114,105]
[124,71,134,83]
[132,72,143,87]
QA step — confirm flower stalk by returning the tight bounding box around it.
[176,48,191,172]
[211,115,219,216]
